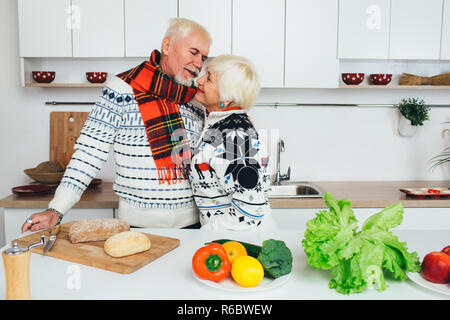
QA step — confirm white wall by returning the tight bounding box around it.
[250,89,450,182]
[1,0,449,201]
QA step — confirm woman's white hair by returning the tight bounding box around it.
[207,55,260,111]
[164,17,212,44]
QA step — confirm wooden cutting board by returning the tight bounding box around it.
[13,221,180,274]
[49,112,90,166]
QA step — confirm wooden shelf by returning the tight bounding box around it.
[24,83,450,89]
[25,82,105,88]
[339,85,450,89]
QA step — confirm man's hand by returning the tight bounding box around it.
[21,209,60,233]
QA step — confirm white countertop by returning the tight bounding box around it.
[0,228,449,300]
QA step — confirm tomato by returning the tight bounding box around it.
[421,252,450,284]
[441,245,450,256]
[222,241,247,263]
[231,256,264,287]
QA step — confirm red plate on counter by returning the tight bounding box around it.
[12,185,52,197]
[88,178,102,188]
[400,187,450,199]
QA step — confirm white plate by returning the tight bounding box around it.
[193,271,291,292]
[407,271,450,296]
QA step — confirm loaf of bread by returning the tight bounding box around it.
[104,231,151,258]
[69,218,130,243]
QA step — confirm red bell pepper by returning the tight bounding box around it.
[192,243,231,282]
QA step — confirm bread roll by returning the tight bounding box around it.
[69,218,130,243]
[104,231,151,258]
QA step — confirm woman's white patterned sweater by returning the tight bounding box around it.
[49,76,205,228]
[189,109,272,231]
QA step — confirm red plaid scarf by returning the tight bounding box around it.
[116,50,197,184]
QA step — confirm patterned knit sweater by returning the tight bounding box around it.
[189,109,272,231]
[49,76,205,227]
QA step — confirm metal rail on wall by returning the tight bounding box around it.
[254,102,450,108]
[45,101,95,105]
[45,101,450,108]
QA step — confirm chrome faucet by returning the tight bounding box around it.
[274,139,290,185]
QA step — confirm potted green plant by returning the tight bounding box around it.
[396,98,431,137]
[430,121,450,171]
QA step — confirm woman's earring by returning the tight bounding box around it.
[220,102,224,108]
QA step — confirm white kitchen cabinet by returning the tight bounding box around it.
[179,0,232,57]
[232,0,285,88]
[338,0,391,59]
[3,208,114,245]
[17,0,72,57]
[441,0,450,60]
[389,0,443,60]
[125,0,177,57]
[72,0,125,57]
[285,0,339,88]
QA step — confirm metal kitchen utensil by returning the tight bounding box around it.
[43,224,61,255]
[2,235,45,300]
[4,235,46,255]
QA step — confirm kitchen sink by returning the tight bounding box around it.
[268,181,325,198]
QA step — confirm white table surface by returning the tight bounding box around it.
[0,228,449,300]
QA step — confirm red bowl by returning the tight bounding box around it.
[86,72,108,83]
[369,74,392,85]
[341,73,364,85]
[32,71,55,83]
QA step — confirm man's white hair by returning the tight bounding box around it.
[164,17,212,44]
[207,55,260,111]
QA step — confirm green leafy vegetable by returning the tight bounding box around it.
[397,97,430,126]
[302,192,421,294]
[257,239,293,279]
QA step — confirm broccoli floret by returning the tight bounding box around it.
[257,239,293,279]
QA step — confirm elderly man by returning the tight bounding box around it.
[21,18,211,233]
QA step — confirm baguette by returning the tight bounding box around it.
[69,218,130,243]
[104,231,151,258]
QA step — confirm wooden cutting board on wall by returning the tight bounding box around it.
[13,221,180,274]
[49,112,90,166]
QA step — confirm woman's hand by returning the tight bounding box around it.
[21,209,60,233]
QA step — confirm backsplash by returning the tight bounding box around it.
[2,87,450,200]
[249,100,450,182]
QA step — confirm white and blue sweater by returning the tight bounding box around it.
[49,76,205,227]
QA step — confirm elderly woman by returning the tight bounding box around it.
[189,55,276,231]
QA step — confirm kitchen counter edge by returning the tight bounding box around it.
[1,181,450,209]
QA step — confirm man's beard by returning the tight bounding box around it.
[174,66,200,87]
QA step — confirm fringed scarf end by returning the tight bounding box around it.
[157,165,190,185]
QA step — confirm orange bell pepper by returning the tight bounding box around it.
[192,243,231,282]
